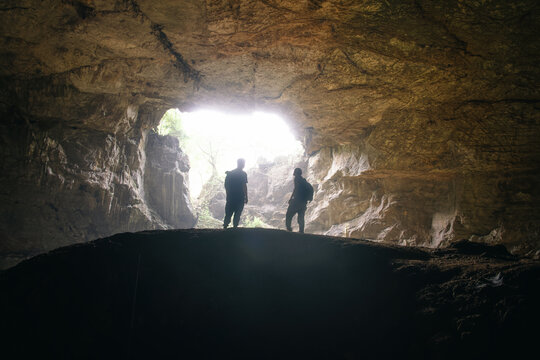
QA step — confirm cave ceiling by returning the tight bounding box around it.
[2,0,538,151]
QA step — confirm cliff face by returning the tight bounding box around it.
[0,98,195,269]
[1,0,539,264]
[144,132,196,229]
[305,145,540,255]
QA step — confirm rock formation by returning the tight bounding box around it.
[0,103,195,268]
[245,157,307,228]
[1,0,539,266]
[144,131,196,229]
[1,229,539,358]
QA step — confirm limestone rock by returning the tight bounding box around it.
[243,157,308,228]
[144,132,196,229]
[195,175,227,224]
[0,104,196,269]
[306,145,540,255]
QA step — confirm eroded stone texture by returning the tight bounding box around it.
[306,144,540,255]
[144,132,196,229]
[0,96,195,269]
[1,0,539,263]
[243,157,308,228]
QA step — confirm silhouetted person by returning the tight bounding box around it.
[286,168,313,233]
[223,158,248,229]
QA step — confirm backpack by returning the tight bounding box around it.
[300,178,314,202]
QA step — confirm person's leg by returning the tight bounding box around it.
[285,204,296,231]
[223,201,233,228]
[297,205,307,233]
[233,202,244,228]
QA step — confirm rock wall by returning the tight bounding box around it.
[244,157,308,228]
[306,143,540,256]
[144,132,196,229]
[0,95,195,269]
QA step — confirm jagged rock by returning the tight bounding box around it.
[208,192,226,220]
[0,103,196,269]
[306,145,540,255]
[144,132,196,228]
[243,157,308,228]
[196,175,227,223]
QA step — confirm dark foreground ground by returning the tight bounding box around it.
[0,229,539,359]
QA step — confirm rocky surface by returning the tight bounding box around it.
[0,229,538,359]
[144,132,196,229]
[305,144,540,255]
[0,104,195,269]
[1,0,539,262]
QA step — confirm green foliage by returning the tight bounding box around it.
[156,109,187,145]
[243,216,270,228]
[158,109,224,197]
[195,206,222,229]
[194,175,225,228]
[157,108,214,198]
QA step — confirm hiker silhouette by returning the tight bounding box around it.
[223,158,248,228]
[286,168,313,233]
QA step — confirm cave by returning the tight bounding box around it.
[1,1,539,358]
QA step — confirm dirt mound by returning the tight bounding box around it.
[1,229,538,359]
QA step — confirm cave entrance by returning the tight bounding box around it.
[157,108,304,228]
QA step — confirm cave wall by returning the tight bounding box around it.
[1,0,539,263]
[144,131,196,229]
[0,86,195,269]
[305,143,540,255]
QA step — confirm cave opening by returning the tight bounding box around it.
[157,108,305,228]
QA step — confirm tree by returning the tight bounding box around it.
[156,109,186,145]
[198,140,221,177]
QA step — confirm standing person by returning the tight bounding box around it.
[223,158,248,229]
[286,168,313,233]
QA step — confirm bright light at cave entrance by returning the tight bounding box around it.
[157,109,304,199]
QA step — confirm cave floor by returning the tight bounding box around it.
[1,229,538,359]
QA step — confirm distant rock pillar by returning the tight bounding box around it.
[144,132,196,228]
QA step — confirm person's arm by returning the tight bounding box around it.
[243,173,248,203]
[289,178,297,203]
[224,171,230,191]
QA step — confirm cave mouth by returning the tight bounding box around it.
[157,108,305,228]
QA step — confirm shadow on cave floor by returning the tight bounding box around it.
[0,228,538,359]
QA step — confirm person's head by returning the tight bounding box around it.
[237,158,245,169]
[293,168,302,177]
